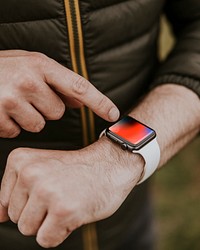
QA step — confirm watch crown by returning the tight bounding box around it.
[121,143,127,150]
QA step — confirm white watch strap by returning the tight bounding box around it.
[99,129,106,138]
[133,138,160,185]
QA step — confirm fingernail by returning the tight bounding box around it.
[109,107,120,121]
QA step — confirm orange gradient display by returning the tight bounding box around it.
[109,116,154,145]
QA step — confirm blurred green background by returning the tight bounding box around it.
[153,17,200,250]
[153,138,200,250]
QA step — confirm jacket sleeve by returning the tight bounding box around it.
[152,0,200,97]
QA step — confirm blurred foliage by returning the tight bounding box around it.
[153,138,200,250]
[159,16,175,61]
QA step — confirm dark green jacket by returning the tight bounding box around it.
[0,1,200,250]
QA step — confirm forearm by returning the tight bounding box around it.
[129,84,200,168]
[92,84,200,184]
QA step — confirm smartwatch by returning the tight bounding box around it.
[101,116,160,184]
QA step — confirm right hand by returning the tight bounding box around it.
[0,50,119,138]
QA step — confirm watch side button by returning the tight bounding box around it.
[121,143,127,150]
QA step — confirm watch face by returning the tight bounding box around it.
[107,116,156,150]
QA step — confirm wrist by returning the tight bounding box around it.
[86,136,145,186]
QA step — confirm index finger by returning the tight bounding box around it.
[44,59,120,122]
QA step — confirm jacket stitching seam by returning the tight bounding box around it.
[0,17,63,26]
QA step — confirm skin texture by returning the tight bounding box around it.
[0,51,200,248]
[0,50,119,138]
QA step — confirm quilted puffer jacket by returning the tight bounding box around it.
[0,1,200,250]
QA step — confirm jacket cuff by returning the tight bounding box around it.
[151,74,200,98]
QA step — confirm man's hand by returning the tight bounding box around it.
[0,50,119,138]
[0,138,143,248]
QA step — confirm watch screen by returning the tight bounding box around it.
[109,116,155,145]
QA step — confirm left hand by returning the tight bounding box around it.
[0,138,143,248]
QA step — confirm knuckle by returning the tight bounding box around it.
[6,128,21,138]
[35,120,46,132]
[18,166,34,184]
[0,199,8,209]
[8,148,23,163]
[7,148,28,166]
[18,225,27,235]
[8,209,18,224]
[52,206,70,219]
[72,76,89,96]
[35,185,52,200]
[18,163,42,185]
[49,103,65,120]
[1,95,18,111]
[28,52,48,72]
[96,95,109,111]
[37,237,53,249]
[18,223,33,236]
[37,224,71,248]
[28,119,46,133]
[52,202,78,219]
[17,77,38,92]
[29,52,47,65]
[0,126,21,138]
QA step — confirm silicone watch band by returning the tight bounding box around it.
[133,137,160,185]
